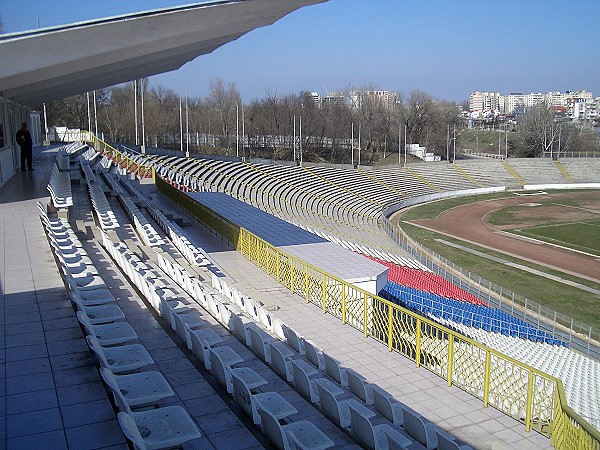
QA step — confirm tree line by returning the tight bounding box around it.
[44,78,598,163]
[45,79,463,164]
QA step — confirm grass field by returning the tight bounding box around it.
[396,191,600,330]
[506,221,600,257]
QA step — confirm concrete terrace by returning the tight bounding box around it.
[0,144,552,449]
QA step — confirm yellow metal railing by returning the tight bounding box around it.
[83,134,153,179]
[156,175,600,450]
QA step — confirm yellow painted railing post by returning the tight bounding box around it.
[289,258,294,294]
[447,334,454,387]
[363,293,368,337]
[483,351,491,407]
[305,265,310,304]
[341,284,346,325]
[415,318,422,367]
[525,371,534,432]
[387,305,394,352]
[276,251,281,283]
[322,273,327,314]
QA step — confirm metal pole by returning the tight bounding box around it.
[93,90,98,137]
[185,93,189,158]
[351,123,354,166]
[42,103,48,144]
[404,124,407,165]
[358,123,361,168]
[293,115,296,162]
[87,92,91,135]
[398,123,401,164]
[236,104,239,158]
[299,116,303,165]
[453,125,456,162]
[134,80,138,146]
[446,123,450,162]
[141,80,145,151]
[505,125,508,159]
[242,104,245,160]
[179,94,183,153]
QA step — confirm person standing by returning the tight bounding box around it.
[16,122,34,172]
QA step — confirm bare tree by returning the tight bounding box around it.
[207,78,241,153]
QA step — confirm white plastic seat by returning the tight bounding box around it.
[348,402,413,450]
[402,405,442,449]
[72,299,125,325]
[244,298,261,322]
[190,328,224,370]
[68,288,115,306]
[372,385,405,426]
[269,341,296,382]
[256,305,273,332]
[283,325,305,355]
[77,311,137,346]
[209,346,244,393]
[347,368,374,406]
[271,317,287,341]
[172,311,207,349]
[87,336,154,374]
[315,378,362,428]
[258,406,334,450]
[117,407,201,450]
[303,339,325,371]
[291,359,323,404]
[323,353,348,387]
[230,367,268,424]
[100,368,174,409]
[247,323,275,363]
[230,313,252,346]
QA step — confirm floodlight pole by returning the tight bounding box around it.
[185,93,189,158]
[179,94,183,154]
[87,92,91,136]
[236,104,239,158]
[93,90,98,137]
[351,123,354,166]
[134,80,138,146]
[141,80,146,151]
[293,115,297,162]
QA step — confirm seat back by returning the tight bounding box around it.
[372,386,399,424]
[347,368,373,405]
[256,305,273,331]
[436,431,462,450]
[323,353,347,386]
[209,348,233,393]
[269,342,293,381]
[230,314,250,345]
[303,339,323,370]
[259,406,286,449]
[402,406,431,447]
[349,404,376,449]
[271,317,286,341]
[231,370,254,419]
[117,412,147,450]
[315,380,342,425]
[283,325,304,355]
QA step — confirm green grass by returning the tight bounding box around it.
[507,220,600,256]
[397,195,600,330]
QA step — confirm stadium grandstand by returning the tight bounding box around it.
[1,1,599,450]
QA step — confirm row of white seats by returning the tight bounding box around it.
[83,172,120,230]
[102,233,337,449]
[142,194,211,267]
[115,192,165,247]
[80,147,100,163]
[58,141,88,155]
[47,161,73,209]
[39,202,201,449]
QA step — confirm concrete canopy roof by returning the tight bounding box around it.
[0,0,326,105]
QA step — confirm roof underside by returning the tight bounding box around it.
[0,0,325,105]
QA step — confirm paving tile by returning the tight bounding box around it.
[6,372,55,395]
[52,366,100,388]
[6,357,52,377]
[5,344,49,362]
[56,381,109,407]
[7,408,63,438]
[6,430,68,450]
[6,389,59,415]
[46,338,89,357]
[204,426,261,449]
[5,331,46,348]
[65,419,126,449]
[61,398,116,428]
[49,352,94,371]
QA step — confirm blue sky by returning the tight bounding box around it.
[2,0,600,103]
